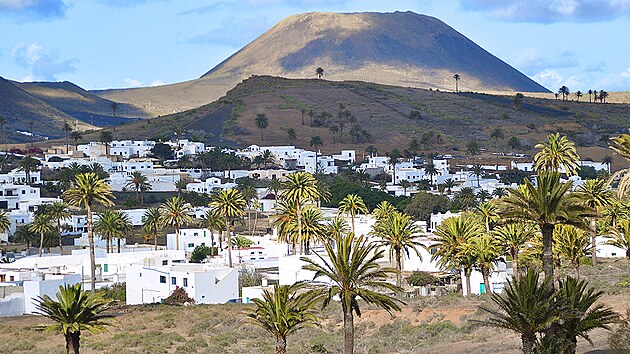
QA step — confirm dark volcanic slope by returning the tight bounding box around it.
[97,11,548,116]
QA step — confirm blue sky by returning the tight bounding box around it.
[2,0,630,92]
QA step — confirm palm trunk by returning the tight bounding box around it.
[210,230,215,257]
[57,220,63,255]
[117,238,121,253]
[38,231,44,257]
[65,331,80,354]
[590,218,598,265]
[105,236,110,253]
[226,217,233,268]
[87,204,96,293]
[343,307,354,354]
[627,254,630,277]
[253,211,259,236]
[512,249,519,280]
[351,214,355,235]
[465,268,472,296]
[175,227,179,250]
[482,266,491,294]
[154,231,158,251]
[275,335,287,354]
[574,262,580,279]
[395,247,402,288]
[541,223,555,286]
[521,333,536,354]
[297,204,303,255]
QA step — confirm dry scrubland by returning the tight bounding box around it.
[3,259,630,354]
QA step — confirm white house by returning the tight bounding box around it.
[0,272,81,316]
[125,263,238,305]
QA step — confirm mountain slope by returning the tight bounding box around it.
[96,11,548,116]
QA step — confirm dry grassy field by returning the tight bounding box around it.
[2,259,630,354]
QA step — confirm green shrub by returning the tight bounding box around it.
[98,282,126,301]
[407,271,440,287]
[163,287,195,305]
[189,245,213,263]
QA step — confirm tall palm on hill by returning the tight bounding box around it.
[490,128,504,170]
[337,194,369,234]
[62,172,114,292]
[302,233,402,354]
[606,219,630,276]
[533,133,580,176]
[70,131,82,150]
[372,211,422,288]
[160,196,193,252]
[453,73,460,92]
[499,172,592,284]
[281,172,320,254]
[62,122,72,154]
[40,201,71,255]
[142,207,163,251]
[126,171,152,204]
[244,282,320,354]
[99,131,113,156]
[29,214,54,257]
[34,283,112,354]
[315,67,324,79]
[609,130,630,197]
[575,178,614,264]
[493,224,534,279]
[255,113,269,141]
[210,188,246,268]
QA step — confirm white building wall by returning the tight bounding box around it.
[23,274,82,314]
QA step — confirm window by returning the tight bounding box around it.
[160,275,166,283]
[162,260,168,266]
[188,243,195,248]
[171,277,177,285]
[21,190,25,194]
[183,278,188,287]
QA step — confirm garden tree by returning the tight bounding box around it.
[470,163,484,188]
[255,113,269,141]
[371,211,422,287]
[588,89,593,102]
[432,214,484,296]
[309,136,323,171]
[302,233,402,354]
[19,156,41,185]
[337,194,369,234]
[493,224,534,279]
[267,176,283,200]
[475,201,499,232]
[468,235,502,294]
[175,179,188,196]
[599,90,609,103]
[454,187,478,210]
[281,172,320,254]
[507,136,522,150]
[99,131,113,156]
[387,149,402,184]
[555,225,590,279]
[443,178,456,195]
[575,90,583,102]
[41,201,71,255]
[142,207,163,251]
[400,180,411,195]
[365,145,377,158]
[513,92,524,108]
[282,126,297,145]
[315,67,324,79]
[408,138,420,156]
[201,209,225,256]
[372,200,397,221]
[296,207,325,253]
[125,171,152,204]
[329,124,339,143]
[70,131,82,150]
[261,149,275,168]
[606,219,630,275]
[327,216,350,239]
[453,73,460,92]
[610,130,630,197]
[493,187,507,198]
[466,140,480,157]
[559,85,570,100]
[490,128,505,170]
[424,160,437,188]
[95,209,125,253]
[404,191,450,222]
[160,196,193,252]
[210,188,246,268]
[34,283,112,354]
[13,225,37,249]
[63,122,72,154]
[62,173,114,292]
[189,245,213,263]
[29,214,54,257]
[273,198,301,254]
[533,133,580,176]
[602,155,613,173]
[480,269,560,354]
[244,282,320,354]
[604,200,629,228]
[476,189,492,203]
[575,178,614,264]
[500,172,592,284]
[150,142,174,162]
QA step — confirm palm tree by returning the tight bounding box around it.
[507,136,522,150]
[493,224,533,279]
[475,201,499,232]
[372,200,397,221]
[62,173,114,292]
[95,210,132,253]
[315,67,324,79]
[432,214,484,295]
[255,113,269,141]
[301,233,402,354]
[210,188,246,268]
[575,90,583,102]
[424,160,437,189]
[500,172,592,284]
[125,171,152,204]
[372,211,422,287]
[533,133,580,176]
[480,269,560,354]
[175,179,188,196]
[70,131,82,150]
[470,163,484,188]
[555,225,590,278]
[284,127,297,145]
[160,196,193,252]
[559,86,570,101]
[337,194,369,234]
[606,219,630,276]
[454,187,478,210]
[19,156,41,185]
[400,180,411,195]
[142,207,163,250]
[610,131,630,197]
[0,209,10,239]
[29,214,54,257]
[281,172,320,254]
[42,201,71,255]
[490,128,505,170]
[34,283,112,354]
[244,282,320,354]
[387,149,401,185]
[453,73,460,93]
[0,116,6,153]
[202,209,225,256]
[444,179,455,195]
[309,136,323,172]
[99,131,113,156]
[110,102,118,127]
[575,178,614,264]
[13,225,37,249]
[588,89,593,103]
[466,140,480,157]
[326,216,350,239]
[468,235,502,294]
[62,122,72,154]
[602,155,613,174]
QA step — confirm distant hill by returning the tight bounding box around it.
[96,11,549,116]
[96,76,629,159]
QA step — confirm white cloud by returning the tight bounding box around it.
[123,78,142,87]
[0,0,67,20]
[149,79,164,86]
[11,42,76,80]
[510,48,579,75]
